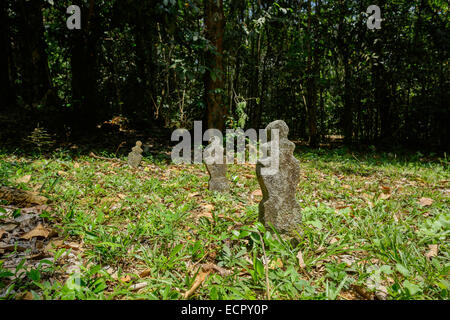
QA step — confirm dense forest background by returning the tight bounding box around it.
[0,0,449,151]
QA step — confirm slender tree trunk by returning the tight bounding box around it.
[70,0,100,132]
[338,1,353,145]
[258,26,271,130]
[204,0,226,131]
[376,67,391,143]
[342,58,353,144]
[306,0,319,147]
[0,1,14,111]
[132,2,157,119]
[14,0,53,109]
[252,0,263,129]
[231,54,241,119]
[373,0,391,145]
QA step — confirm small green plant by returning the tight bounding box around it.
[25,125,55,153]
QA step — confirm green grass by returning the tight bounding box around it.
[0,147,448,300]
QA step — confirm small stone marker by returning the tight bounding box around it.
[256,120,302,235]
[204,136,229,192]
[127,141,143,168]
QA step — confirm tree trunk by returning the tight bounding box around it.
[204,0,226,131]
[342,59,353,145]
[306,0,319,147]
[338,1,353,145]
[373,0,391,145]
[0,1,14,111]
[374,63,391,144]
[69,0,100,132]
[131,2,157,119]
[14,0,53,109]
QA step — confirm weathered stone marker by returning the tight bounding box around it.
[204,136,229,192]
[127,141,143,168]
[256,120,302,235]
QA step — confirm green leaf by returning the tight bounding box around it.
[13,209,21,219]
[436,280,449,290]
[254,222,265,233]
[254,258,264,279]
[210,286,219,300]
[379,265,393,274]
[223,244,232,257]
[306,220,323,230]
[0,271,14,278]
[169,243,183,261]
[403,280,421,296]
[27,269,41,282]
[396,264,410,277]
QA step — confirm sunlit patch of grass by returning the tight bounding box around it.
[0,147,448,300]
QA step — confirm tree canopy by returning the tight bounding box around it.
[1,0,449,150]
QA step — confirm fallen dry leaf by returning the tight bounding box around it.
[202,263,232,277]
[203,204,215,212]
[20,223,53,240]
[44,239,64,252]
[120,275,131,283]
[297,250,306,268]
[340,255,356,267]
[139,269,152,278]
[32,184,43,192]
[0,229,6,239]
[425,244,438,259]
[16,175,31,184]
[0,186,47,205]
[269,258,284,269]
[351,284,373,300]
[329,237,338,245]
[251,189,263,197]
[198,212,213,220]
[74,162,80,169]
[0,242,27,252]
[419,197,433,207]
[1,223,17,232]
[381,186,391,194]
[59,242,83,251]
[22,291,34,300]
[375,286,389,300]
[188,192,201,198]
[183,269,210,299]
[379,193,391,200]
[130,282,147,291]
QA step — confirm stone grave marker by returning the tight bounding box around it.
[256,120,302,235]
[128,141,143,168]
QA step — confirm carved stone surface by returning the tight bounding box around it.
[204,136,229,192]
[256,120,302,235]
[127,141,143,168]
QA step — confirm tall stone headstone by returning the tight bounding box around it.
[128,141,143,168]
[256,120,302,235]
[204,136,229,192]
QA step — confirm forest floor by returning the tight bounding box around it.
[0,146,448,300]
